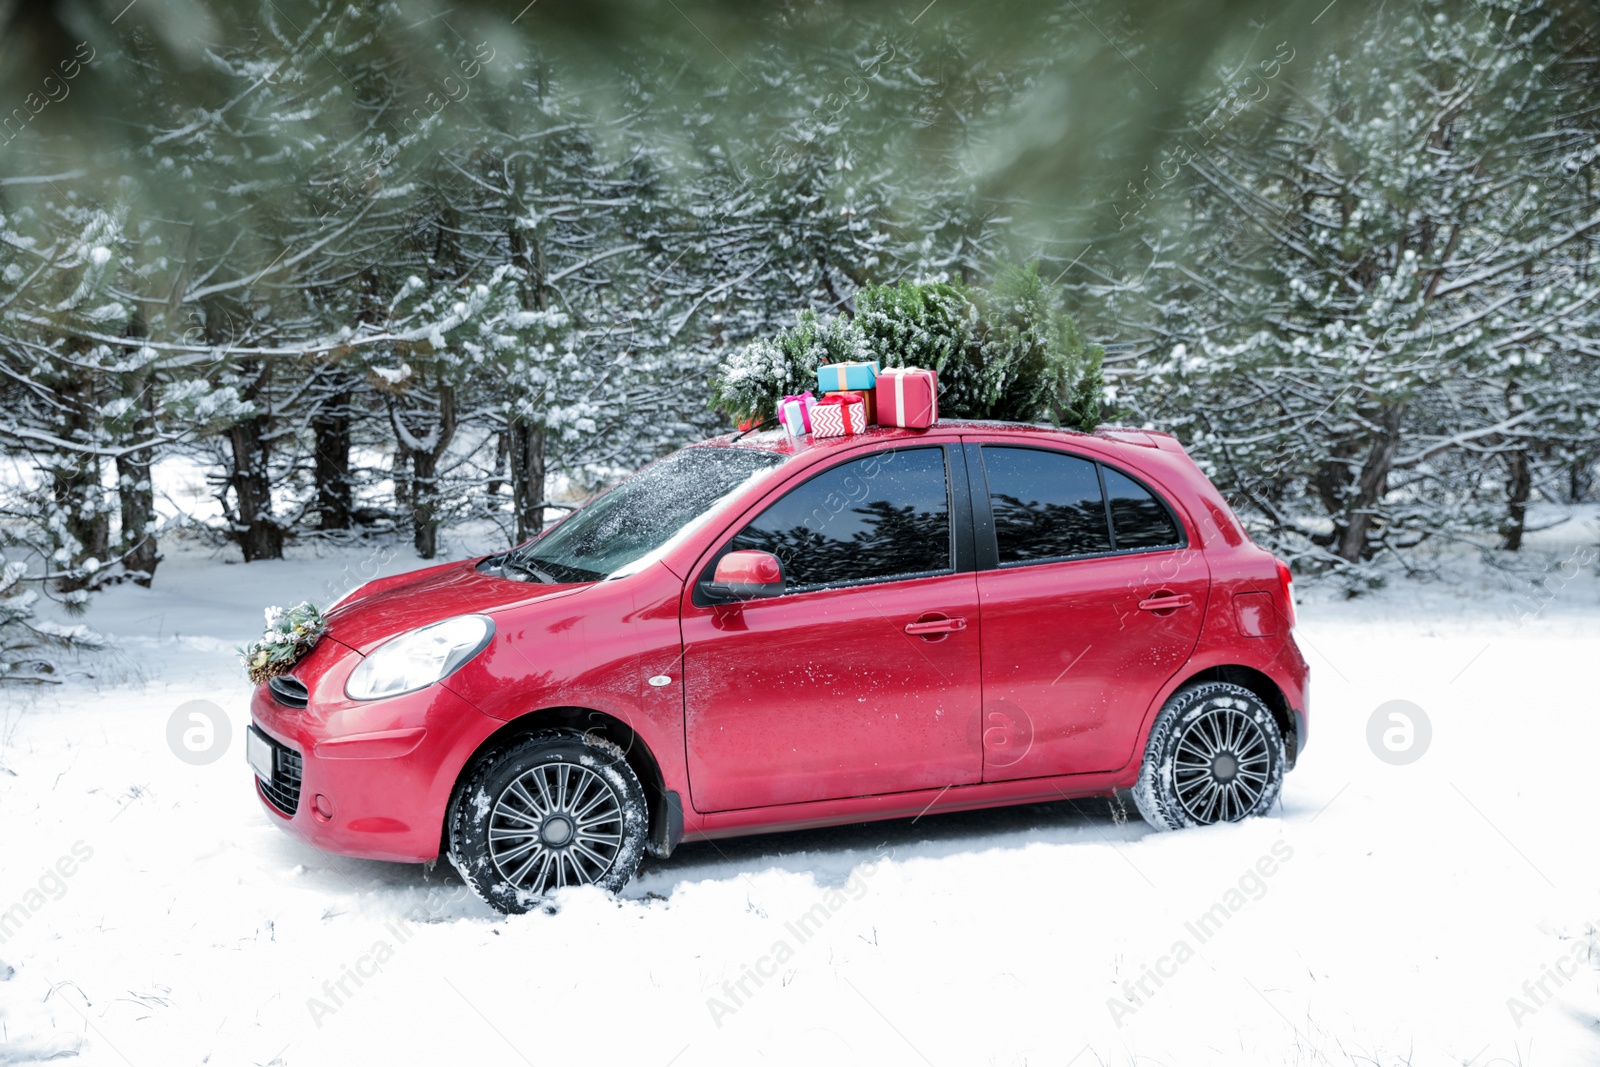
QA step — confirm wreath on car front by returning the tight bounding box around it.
[240,602,327,685]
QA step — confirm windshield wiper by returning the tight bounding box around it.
[498,554,559,585]
[731,417,778,443]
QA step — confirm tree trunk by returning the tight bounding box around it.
[312,391,353,531]
[487,429,508,507]
[1333,405,1404,563]
[110,320,160,586]
[116,446,158,586]
[1500,448,1530,551]
[50,367,110,593]
[393,441,412,510]
[508,418,548,542]
[1569,452,1594,504]
[227,414,284,562]
[406,383,457,561]
[506,167,549,546]
[50,458,110,593]
[411,447,440,559]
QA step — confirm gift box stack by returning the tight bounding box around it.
[809,360,879,437]
[785,361,940,439]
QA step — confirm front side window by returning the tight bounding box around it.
[727,447,952,591]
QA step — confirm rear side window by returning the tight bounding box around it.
[1103,467,1182,549]
[728,447,952,590]
[981,446,1183,564]
[982,448,1112,563]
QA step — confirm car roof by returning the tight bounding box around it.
[702,420,1182,457]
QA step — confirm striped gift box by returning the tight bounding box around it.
[824,388,876,426]
[810,393,868,437]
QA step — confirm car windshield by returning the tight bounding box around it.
[505,446,786,583]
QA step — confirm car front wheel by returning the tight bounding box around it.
[1132,681,1285,831]
[448,730,648,913]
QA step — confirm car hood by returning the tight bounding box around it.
[325,558,591,654]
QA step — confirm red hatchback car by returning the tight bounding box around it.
[247,422,1308,912]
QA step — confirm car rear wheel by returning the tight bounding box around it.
[1133,681,1285,831]
[447,730,648,913]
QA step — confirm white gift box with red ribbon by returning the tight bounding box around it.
[778,392,817,436]
[810,393,868,437]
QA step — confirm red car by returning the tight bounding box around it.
[247,422,1308,913]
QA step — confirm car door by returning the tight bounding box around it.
[681,443,984,813]
[966,442,1208,782]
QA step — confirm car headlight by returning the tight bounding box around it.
[345,615,495,701]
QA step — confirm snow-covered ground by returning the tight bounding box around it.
[3,522,1599,1066]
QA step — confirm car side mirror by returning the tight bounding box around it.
[701,550,786,601]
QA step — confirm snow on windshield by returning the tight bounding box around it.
[607,460,782,579]
[516,446,786,581]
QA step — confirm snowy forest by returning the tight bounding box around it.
[1,0,1597,662]
[4,4,1600,1063]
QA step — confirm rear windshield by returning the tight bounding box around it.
[507,446,786,582]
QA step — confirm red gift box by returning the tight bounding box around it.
[810,393,868,437]
[876,367,938,428]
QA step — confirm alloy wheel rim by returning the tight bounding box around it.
[1171,704,1272,824]
[488,762,624,893]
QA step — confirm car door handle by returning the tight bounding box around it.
[905,614,968,636]
[1137,594,1194,612]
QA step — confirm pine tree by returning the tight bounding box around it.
[1073,0,1600,575]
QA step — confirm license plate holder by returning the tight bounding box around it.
[246,727,276,781]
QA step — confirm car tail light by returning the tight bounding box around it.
[1275,558,1297,629]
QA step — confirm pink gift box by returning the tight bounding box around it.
[876,367,939,429]
[810,393,868,437]
[778,392,817,436]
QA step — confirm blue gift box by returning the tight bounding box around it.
[815,360,880,394]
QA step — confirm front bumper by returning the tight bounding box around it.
[248,638,505,863]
